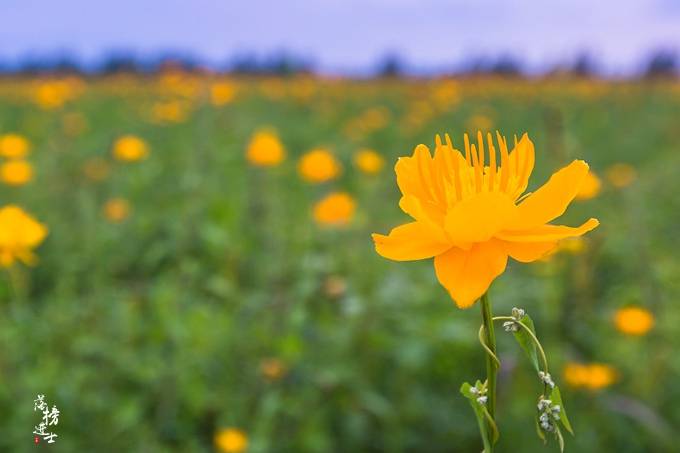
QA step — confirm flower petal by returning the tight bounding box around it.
[507,160,590,230]
[445,192,517,243]
[372,222,451,261]
[496,218,599,242]
[395,144,444,205]
[434,240,508,309]
[506,133,535,199]
[501,240,557,263]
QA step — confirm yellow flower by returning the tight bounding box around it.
[324,275,347,298]
[246,130,286,166]
[0,134,31,159]
[558,237,587,254]
[103,198,131,223]
[467,114,494,132]
[298,148,341,183]
[214,428,248,453]
[575,170,601,200]
[0,205,48,267]
[354,149,385,174]
[211,81,237,106]
[0,160,33,186]
[34,81,71,110]
[83,157,111,182]
[313,192,356,226]
[614,306,654,336]
[564,363,617,390]
[150,100,188,123]
[605,163,637,188]
[113,135,149,162]
[260,358,286,380]
[373,132,599,308]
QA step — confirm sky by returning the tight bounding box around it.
[0,0,678,75]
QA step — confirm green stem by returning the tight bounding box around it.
[480,292,497,449]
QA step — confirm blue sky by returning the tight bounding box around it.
[0,0,678,74]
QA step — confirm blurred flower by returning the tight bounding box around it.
[151,100,189,123]
[313,192,356,226]
[62,112,88,137]
[575,170,601,200]
[246,130,286,167]
[113,135,149,162]
[0,134,31,159]
[260,358,287,380]
[0,160,33,186]
[431,80,460,111]
[605,163,637,188]
[361,107,390,131]
[467,114,494,131]
[373,132,599,308]
[103,198,131,223]
[354,149,384,175]
[0,205,48,267]
[614,306,654,336]
[563,362,617,390]
[34,81,71,109]
[537,237,588,262]
[298,148,341,183]
[83,157,111,182]
[214,428,248,453]
[324,275,347,298]
[211,81,237,106]
[558,237,587,254]
[260,78,286,100]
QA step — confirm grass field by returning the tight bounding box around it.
[0,74,679,452]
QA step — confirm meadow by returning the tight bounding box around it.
[0,73,678,452]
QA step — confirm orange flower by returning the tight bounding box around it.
[372,132,599,308]
[113,135,149,162]
[354,149,384,174]
[211,81,237,106]
[605,163,636,188]
[313,192,355,226]
[0,160,33,186]
[83,157,111,182]
[0,134,31,159]
[260,358,287,380]
[246,130,285,166]
[0,205,48,267]
[614,306,654,336]
[564,362,617,390]
[298,148,341,183]
[214,428,248,453]
[575,170,601,200]
[103,198,131,223]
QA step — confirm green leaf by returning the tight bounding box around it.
[555,425,565,453]
[512,314,540,372]
[550,385,574,435]
[460,382,493,452]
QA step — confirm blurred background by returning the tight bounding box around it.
[0,1,679,451]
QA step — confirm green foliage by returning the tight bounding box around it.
[512,312,541,372]
[0,76,678,452]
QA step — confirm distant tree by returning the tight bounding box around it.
[154,52,201,73]
[490,55,522,76]
[52,55,82,74]
[645,50,677,78]
[98,53,140,74]
[571,53,597,77]
[377,53,405,77]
